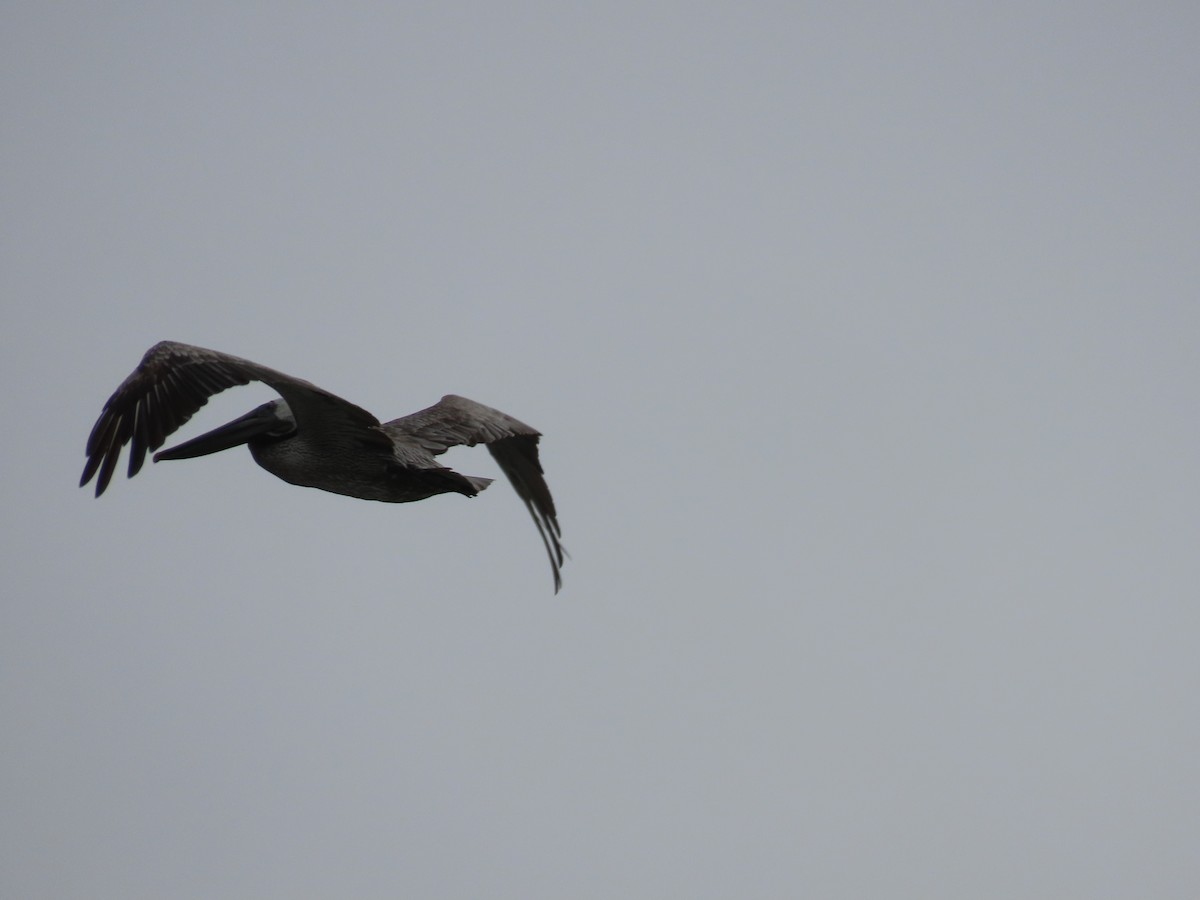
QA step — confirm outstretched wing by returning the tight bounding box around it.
[383,395,566,592]
[81,340,382,496]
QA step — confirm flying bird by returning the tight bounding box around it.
[81,341,565,591]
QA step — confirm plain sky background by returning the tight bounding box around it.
[3,3,1198,898]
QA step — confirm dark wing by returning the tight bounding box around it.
[382,395,566,592]
[81,340,384,496]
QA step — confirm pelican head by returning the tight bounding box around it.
[153,400,296,462]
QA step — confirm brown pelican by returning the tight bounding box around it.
[81,341,565,591]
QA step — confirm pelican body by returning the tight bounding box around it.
[82,341,565,591]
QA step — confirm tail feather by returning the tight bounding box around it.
[465,475,494,494]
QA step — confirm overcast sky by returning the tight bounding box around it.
[3,3,1198,898]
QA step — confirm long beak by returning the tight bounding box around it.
[153,405,281,462]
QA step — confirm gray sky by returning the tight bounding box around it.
[3,3,1198,898]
